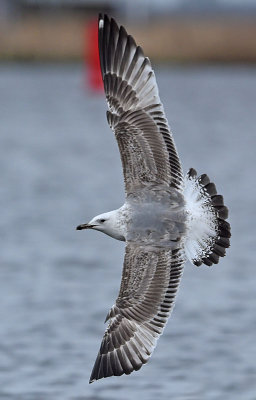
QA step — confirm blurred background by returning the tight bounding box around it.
[0,1,256,400]
[1,0,256,62]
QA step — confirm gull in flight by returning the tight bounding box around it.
[76,14,231,383]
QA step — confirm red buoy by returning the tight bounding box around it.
[86,19,104,92]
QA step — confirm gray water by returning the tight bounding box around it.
[0,64,255,400]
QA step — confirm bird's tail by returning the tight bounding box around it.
[184,168,230,267]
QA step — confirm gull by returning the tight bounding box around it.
[76,14,231,383]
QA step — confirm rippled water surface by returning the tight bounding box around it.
[0,64,255,400]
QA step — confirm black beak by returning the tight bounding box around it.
[76,223,95,230]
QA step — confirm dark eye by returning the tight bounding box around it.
[99,219,106,223]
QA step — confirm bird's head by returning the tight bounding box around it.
[76,210,125,241]
[76,212,109,232]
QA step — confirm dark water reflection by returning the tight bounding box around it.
[0,64,255,399]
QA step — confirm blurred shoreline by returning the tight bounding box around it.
[1,15,256,63]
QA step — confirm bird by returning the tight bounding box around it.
[76,14,231,383]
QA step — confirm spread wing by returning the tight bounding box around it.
[98,14,183,194]
[89,243,185,383]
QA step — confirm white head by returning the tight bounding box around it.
[76,210,125,241]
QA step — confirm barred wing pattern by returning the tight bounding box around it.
[98,14,183,193]
[89,244,184,383]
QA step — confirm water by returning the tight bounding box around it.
[0,64,255,400]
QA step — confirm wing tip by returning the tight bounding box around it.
[98,13,111,30]
[89,315,156,383]
[98,16,104,30]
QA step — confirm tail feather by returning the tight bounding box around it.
[184,168,231,267]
